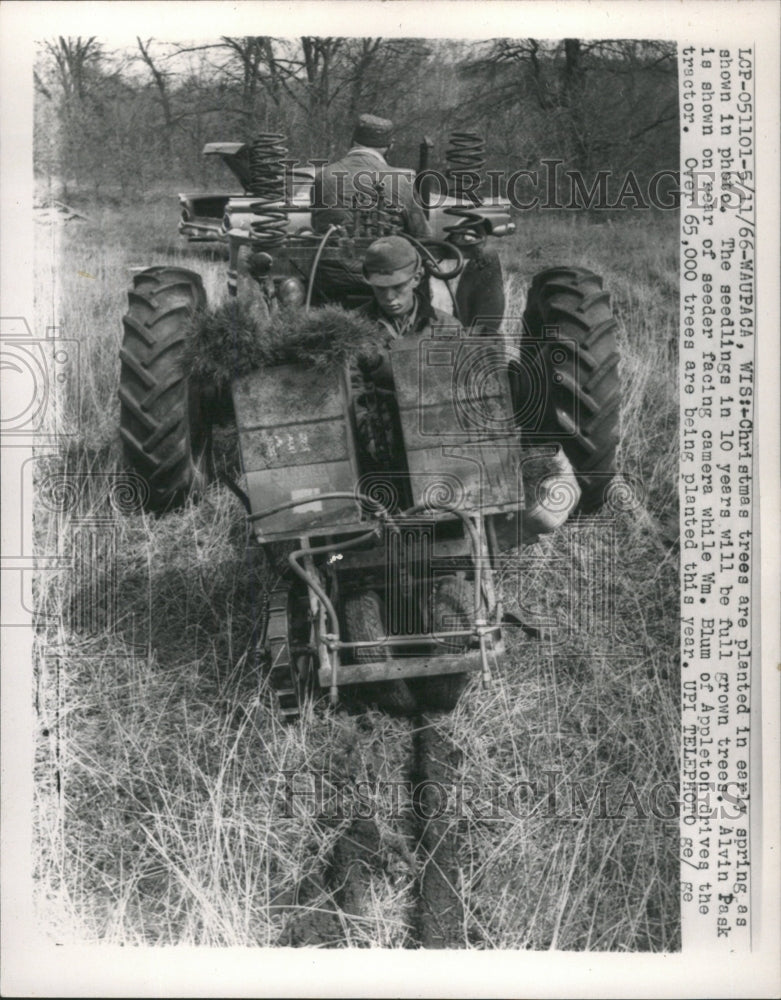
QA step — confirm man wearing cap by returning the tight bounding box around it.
[350,235,459,473]
[311,115,431,306]
[355,235,459,389]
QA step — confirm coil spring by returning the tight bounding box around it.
[248,133,288,251]
[444,130,486,240]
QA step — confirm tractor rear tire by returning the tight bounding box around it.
[343,590,418,715]
[522,266,620,512]
[119,266,208,513]
[413,576,473,712]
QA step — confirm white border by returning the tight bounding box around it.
[1,2,779,997]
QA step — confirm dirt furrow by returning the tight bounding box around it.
[279,710,466,948]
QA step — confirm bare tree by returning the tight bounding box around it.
[461,38,677,177]
[44,36,101,101]
[136,38,175,155]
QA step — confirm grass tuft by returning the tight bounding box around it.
[186,300,388,389]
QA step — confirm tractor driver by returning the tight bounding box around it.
[355,235,582,544]
[311,115,431,305]
[351,235,459,475]
[358,235,460,383]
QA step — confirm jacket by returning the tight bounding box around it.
[312,147,431,238]
[354,294,461,389]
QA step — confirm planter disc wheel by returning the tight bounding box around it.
[521,266,621,512]
[412,575,473,712]
[342,590,419,715]
[119,266,209,512]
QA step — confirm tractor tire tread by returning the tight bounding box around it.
[119,266,207,512]
[522,266,622,512]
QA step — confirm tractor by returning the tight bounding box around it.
[119,131,621,719]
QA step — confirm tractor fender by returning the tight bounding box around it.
[427,250,505,333]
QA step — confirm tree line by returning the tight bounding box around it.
[34,35,679,205]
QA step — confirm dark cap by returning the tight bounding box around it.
[362,236,420,286]
[352,114,394,148]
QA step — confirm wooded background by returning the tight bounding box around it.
[34,36,679,203]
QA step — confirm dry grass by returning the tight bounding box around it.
[33,201,679,949]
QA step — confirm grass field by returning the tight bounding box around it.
[33,197,680,949]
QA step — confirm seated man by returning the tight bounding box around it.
[359,235,457,363]
[311,115,431,305]
[351,235,460,472]
[313,115,430,237]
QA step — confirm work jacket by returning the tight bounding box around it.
[312,147,431,238]
[355,294,461,389]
